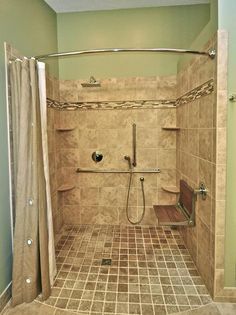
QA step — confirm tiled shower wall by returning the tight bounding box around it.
[176,32,229,300]
[46,31,231,300]
[56,76,178,226]
[58,108,177,226]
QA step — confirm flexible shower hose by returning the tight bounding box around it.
[126,171,146,225]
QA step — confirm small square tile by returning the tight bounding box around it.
[82,290,94,300]
[104,302,116,313]
[91,301,104,312]
[184,285,197,295]
[141,294,152,303]
[188,295,202,306]
[166,305,179,314]
[79,300,92,311]
[118,284,128,292]
[153,305,167,315]
[85,282,96,290]
[96,282,107,291]
[107,283,117,291]
[162,285,174,294]
[70,289,82,299]
[173,285,185,294]
[129,303,141,314]
[160,277,171,285]
[117,302,128,314]
[94,291,105,301]
[106,292,116,301]
[117,292,128,302]
[152,294,164,304]
[67,299,80,310]
[164,295,176,305]
[176,295,189,305]
[142,304,154,315]
[56,298,68,309]
[129,293,140,303]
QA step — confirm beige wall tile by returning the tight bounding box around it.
[199,129,214,162]
[188,100,199,129]
[199,95,214,128]
[60,149,80,167]
[158,149,176,169]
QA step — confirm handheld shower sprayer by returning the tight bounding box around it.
[124,124,145,225]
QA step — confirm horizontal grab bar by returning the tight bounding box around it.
[76,168,161,174]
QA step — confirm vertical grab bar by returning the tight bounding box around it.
[132,123,137,167]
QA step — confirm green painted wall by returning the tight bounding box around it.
[178,0,218,69]
[218,0,236,287]
[57,5,210,80]
[0,0,57,295]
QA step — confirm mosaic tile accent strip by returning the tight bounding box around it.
[42,224,212,315]
[47,79,214,111]
[176,80,214,107]
[46,99,176,111]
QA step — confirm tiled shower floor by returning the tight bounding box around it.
[43,225,212,315]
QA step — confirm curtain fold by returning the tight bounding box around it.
[9,59,56,306]
[37,62,57,284]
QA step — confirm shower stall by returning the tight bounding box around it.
[5,29,231,314]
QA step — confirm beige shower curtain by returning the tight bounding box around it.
[9,59,56,306]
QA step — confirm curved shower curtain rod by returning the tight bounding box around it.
[34,47,216,60]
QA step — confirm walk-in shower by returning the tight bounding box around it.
[6,33,231,315]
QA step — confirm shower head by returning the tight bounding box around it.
[81,76,101,87]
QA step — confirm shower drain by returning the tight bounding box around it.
[101,258,112,266]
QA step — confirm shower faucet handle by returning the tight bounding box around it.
[194,182,208,200]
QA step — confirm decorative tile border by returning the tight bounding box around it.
[47,79,214,111]
[176,79,214,107]
[47,99,176,110]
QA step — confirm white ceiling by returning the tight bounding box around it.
[44,0,210,13]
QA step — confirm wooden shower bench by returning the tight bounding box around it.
[154,180,196,226]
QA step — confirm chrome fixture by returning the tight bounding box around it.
[208,49,217,59]
[123,124,147,225]
[195,182,208,200]
[229,94,236,102]
[81,76,101,88]
[34,47,216,60]
[92,151,103,162]
[124,155,132,169]
[124,156,146,225]
[132,124,137,167]
[76,168,160,174]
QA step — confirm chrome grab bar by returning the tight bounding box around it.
[76,168,161,174]
[132,123,137,167]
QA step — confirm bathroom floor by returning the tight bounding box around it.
[41,224,212,314]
